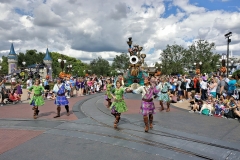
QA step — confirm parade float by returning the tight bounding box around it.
[124,37,148,88]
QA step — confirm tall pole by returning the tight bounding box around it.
[226,38,229,77]
[225,32,232,77]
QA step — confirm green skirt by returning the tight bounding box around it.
[110,100,128,113]
[30,95,45,107]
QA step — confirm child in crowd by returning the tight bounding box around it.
[47,90,56,100]
[96,82,100,93]
[199,95,214,116]
[13,89,21,101]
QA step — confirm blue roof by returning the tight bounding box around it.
[8,43,18,60]
[43,48,52,61]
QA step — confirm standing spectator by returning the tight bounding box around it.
[177,77,183,102]
[26,77,33,100]
[227,76,237,98]
[75,78,80,96]
[185,76,192,100]
[193,75,200,93]
[43,77,50,98]
[69,77,75,97]
[65,77,71,98]
[14,80,23,100]
[235,75,240,100]
[0,79,6,106]
[208,78,218,98]
[216,75,228,98]
[11,76,16,89]
[200,78,208,100]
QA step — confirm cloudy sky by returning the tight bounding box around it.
[0,0,239,65]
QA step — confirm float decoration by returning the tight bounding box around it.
[220,67,227,73]
[196,69,200,74]
[59,72,71,78]
[124,37,148,86]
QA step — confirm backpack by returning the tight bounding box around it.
[224,81,228,91]
[189,80,194,88]
[180,82,186,90]
[201,109,210,115]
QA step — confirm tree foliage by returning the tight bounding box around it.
[90,57,110,76]
[160,44,186,75]
[160,40,221,75]
[111,53,130,73]
[1,50,88,78]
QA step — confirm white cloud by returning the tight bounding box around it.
[0,0,240,64]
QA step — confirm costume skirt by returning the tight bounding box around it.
[105,95,111,101]
[54,95,69,106]
[140,101,156,116]
[110,100,127,114]
[158,93,170,102]
[30,95,44,107]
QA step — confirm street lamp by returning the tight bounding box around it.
[66,64,72,73]
[193,61,202,74]
[225,32,232,77]
[58,56,67,72]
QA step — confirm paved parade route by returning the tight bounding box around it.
[0,93,240,160]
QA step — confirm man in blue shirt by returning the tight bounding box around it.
[44,77,50,98]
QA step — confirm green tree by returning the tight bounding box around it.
[185,40,220,73]
[50,52,87,78]
[90,57,110,76]
[0,56,8,76]
[160,40,221,75]
[112,53,129,73]
[160,44,186,75]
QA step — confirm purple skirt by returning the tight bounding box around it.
[140,101,156,116]
[111,106,119,115]
[105,95,110,101]
[54,95,69,106]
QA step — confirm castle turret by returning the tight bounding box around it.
[43,48,52,80]
[7,43,18,74]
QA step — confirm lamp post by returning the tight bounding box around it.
[230,60,234,74]
[66,64,72,73]
[58,56,67,72]
[225,32,232,77]
[193,61,202,74]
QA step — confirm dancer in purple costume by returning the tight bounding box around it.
[52,78,71,118]
[129,77,160,132]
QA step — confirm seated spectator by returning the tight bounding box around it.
[214,95,226,116]
[199,95,214,116]
[189,93,203,113]
[224,95,240,119]
[13,89,21,101]
[8,91,18,102]
[47,90,56,100]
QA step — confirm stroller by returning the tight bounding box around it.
[4,89,19,105]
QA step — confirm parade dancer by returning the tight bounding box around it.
[130,77,160,132]
[105,78,113,108]
[28,79,45,119]
[110,80,128,128]
[158,77,172,112]
[53,78,71,118]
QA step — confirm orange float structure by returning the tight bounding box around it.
[59,72,71,78]
[196,69,200,74]
[220,67,227,73]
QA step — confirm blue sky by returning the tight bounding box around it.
[163,0,240,18]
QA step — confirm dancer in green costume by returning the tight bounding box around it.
[105,78,113,108]
[28,79,45,119]
[110,80,128,128]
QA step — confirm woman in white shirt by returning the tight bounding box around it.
[208,78,218,98]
